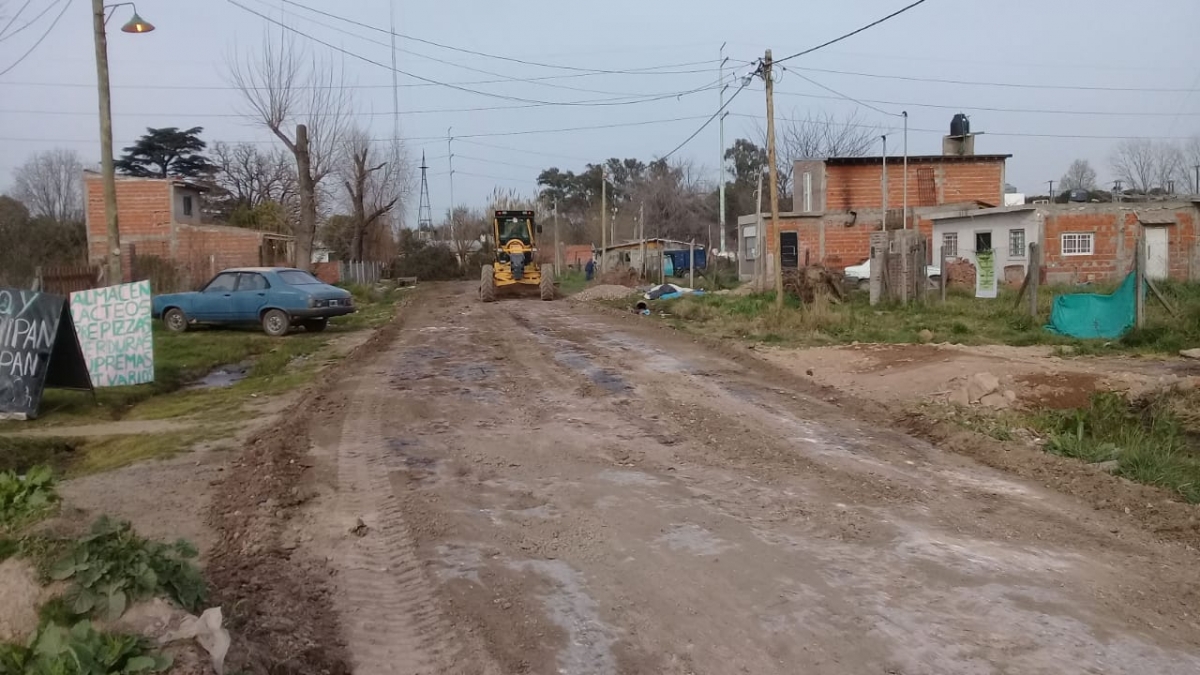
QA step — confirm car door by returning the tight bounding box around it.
[191,272,239,321]
[230,272,271,322]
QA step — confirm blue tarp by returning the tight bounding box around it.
[1045,272,1140,340]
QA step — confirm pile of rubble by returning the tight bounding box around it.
[573,284,637,302]
[950,371,1017,409]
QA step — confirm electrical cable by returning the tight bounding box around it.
[785,65,1200,94]
[227,0,726,108]
[776,0,930,63]
[661,67,754,159]
[0,0,33,39]
[0,0,69,77]
[778,65,900,117]
[280,0,722,76]
[249,0,726,99]
[723,112,1196,140]
[456,139,593,163]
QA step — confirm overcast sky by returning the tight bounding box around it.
[1,0,1198,222]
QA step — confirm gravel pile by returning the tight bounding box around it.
[573,284,637,301]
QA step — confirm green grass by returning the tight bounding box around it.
[558,269,589,296]
[1030,389,1200,503]
[652,281,1200,355]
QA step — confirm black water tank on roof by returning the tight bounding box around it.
[950,113,970,137]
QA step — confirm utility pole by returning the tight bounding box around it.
[763,50,783,311]
[92,0,120,283]
[448,128,456,246]
[639,201,646,279]
[718,42,729,255]
[902,111,909,230]
[553,199,561,272]
[600,166,608,273]
[1047,180,1055,203]
[881,134,889,230]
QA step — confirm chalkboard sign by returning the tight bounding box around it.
[0,289,93,420]
[71,281,155,388]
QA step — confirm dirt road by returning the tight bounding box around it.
[300,282,1200,674]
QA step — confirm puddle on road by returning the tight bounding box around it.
[187,361,252,389]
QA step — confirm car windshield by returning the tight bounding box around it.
[497,217,532,244]
[278,270,321,285]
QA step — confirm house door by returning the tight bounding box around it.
[780,232,799,269]
[1144,227,1169,280]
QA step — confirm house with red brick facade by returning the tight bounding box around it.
[84,172,293,288]
[737,146,1010,280]
[930,201,1200,286]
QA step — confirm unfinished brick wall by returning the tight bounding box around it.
[824,159,1005,211]
[85,175,172,261]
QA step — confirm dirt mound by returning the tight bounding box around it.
[1016,371,1102,410]
[573,284,637,302]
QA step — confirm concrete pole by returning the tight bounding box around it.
[881,135,889,230]
[600,167,608,273]
[447,128,455,247]
[718,43,728,255]
[902,111,909,230]
[92,0,121,283]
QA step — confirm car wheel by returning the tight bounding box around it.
[163,308,188,333]
[261,309,291,337]
[304,318,328,333]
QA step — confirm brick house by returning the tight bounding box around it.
[737,133,1010,281]
[930,201,1200,285]
[84,172,293,288]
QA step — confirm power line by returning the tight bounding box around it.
[455,154,545,171]
[0,0,70,77]
[778,65,899,117]
[280,0,722,77]
[777,0,930,63]
[662,67,755,159]
[252,0,725,99]
[0,113,717,145]
[0,0,33,39]
[787,65,1200,93]
[723,112,1197,140]
[227,0,726,108]
[456,139,593,163]
[455,170,535,184]
[770,85,1200,117]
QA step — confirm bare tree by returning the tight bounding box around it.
[1182,136,1200,194]
[11,148,84,223]
[336,126,412,261]
[1109,139,1183,194]
[1059,159,1098,192]
[228,33,351,270]
[211,141,297,209]
[632,158,715,243]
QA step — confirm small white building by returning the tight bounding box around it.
[929,205,1046,285]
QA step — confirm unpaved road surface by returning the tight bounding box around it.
[300,283,1200,674]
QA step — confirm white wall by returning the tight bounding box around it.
[932,210,1043,280]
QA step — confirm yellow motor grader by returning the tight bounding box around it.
[480,210,555,302]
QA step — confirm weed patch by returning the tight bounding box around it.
[0,620,172,673]
[50,518,206,621]
[1032,390,1200,503]
[0,466,58,531]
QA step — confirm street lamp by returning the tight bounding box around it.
[91,2,154,285]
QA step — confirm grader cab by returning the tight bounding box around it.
[480,210,555,302]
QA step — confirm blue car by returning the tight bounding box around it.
[152,267,355,336]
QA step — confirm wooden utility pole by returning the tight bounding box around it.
[763,50,783,310]
[600,167,608,274]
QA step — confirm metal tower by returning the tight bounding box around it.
[417,152,433,240]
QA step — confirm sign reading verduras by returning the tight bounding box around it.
[0,289,93,420]
[975,251,998,299]
[70,281,155,388]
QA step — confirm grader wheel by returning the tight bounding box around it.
[539,264,555,301]
[480,265,496,302]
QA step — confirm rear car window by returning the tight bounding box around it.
[238,273,269,291]
[278,270,321,285]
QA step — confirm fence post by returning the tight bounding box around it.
[689,240,695,289]
[1028,242,1040,318]
[1135,236,1146,328]
[940,250,949,303]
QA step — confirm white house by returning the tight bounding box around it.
[930,205,1046,285]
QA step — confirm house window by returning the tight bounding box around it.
[942,232,958,258]
[1061,232,1094,256]
[182,195,193,217]
[802,172,813,212]
[1009,228,1026,257]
